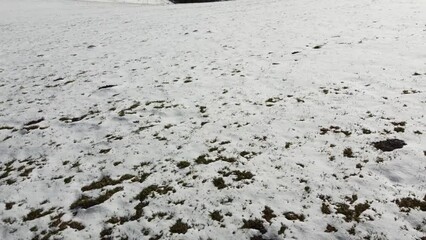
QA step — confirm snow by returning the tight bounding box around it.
[79,0,170,5]
[0,0,425,239]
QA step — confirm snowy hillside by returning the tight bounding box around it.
[0,0,425,239]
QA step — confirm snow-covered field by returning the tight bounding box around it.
[1,0,425,239]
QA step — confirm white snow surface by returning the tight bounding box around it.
[0,0,426,239]
[79,0,171,5]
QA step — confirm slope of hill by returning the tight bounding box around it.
[0,0,425,239]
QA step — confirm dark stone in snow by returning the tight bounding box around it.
[373,139,406,152]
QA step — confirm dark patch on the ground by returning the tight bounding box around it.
[373,139,406,152]
[210,210,223,222]
[278,224,288,235]
[325,224,338,232]
[133,124,155,134]
[59,114,88,123]
[232,170,254,181]
[239,151,258,159]
[335,202,370,222]
[24,118,44,126]
[5,202,15,210]
[343,148,354,158]
[265,97,282,107]
[213,177,227,189]
[81,175,135,191]
[0,126,14,131]
[23,208,54,221]
[321,203,331,214]
[394,196,426,212]
[70,187,123,210]
[169,219,190,234]
[177,161,190,169]
[118,102,140,116]
[98,85,117,90]
[320,126,351,136]
[135,185,175,202]
[284,212,305,221]
[99,148,111,154]
[241,218,267,234]
[107,184,174,224]
[262,206,277,223]
[195,154,214,164]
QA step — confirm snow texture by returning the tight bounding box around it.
[0,0,425,239]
